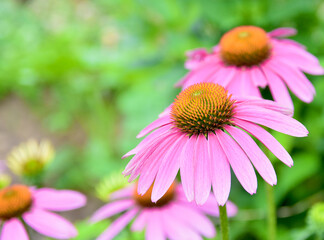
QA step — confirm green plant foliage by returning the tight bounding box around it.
[1,0,324,239]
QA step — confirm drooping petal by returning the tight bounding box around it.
[33,188,86,212]
[110,186,134,200]
[137,133,181,195]
[194,134,211,205]
[275,51,324,75]
[208,132,231,206]
[137,115,172,138]
[233,118,293,166]
[250,66,267,87]
[122,125,171,158]
[179,135,197,202]
[23,208,77,239]
[239,70,262,98]
[268,27,297,38]
[226,126,277,185]
[212,65,237,88]
[124,130,177,179]
[261,66,294,110]
[90,199,134,223]
[266,59,315,103]
[234,105,308,137]
[131,210,148,231]
[145,210,165,240]
[1,219,29,240]
[161,208,203,240]
[171,203,216,238]
[151,134,187,202]
[97,208,138,240]
[217,130,258,195]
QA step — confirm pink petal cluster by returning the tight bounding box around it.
[0,188,86,240]
[123,94,308,206]
[91,184,237,240]
[179,27,324,110]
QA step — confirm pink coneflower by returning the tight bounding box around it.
[91,182,237,240]
[178,26,324,109]
[123,83,308,205]
[0,184,86,240]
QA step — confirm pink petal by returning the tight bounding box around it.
[194,134,211,205]
[267,59,315,103]
[110,186,134,200]
[162,207,203,240]
[145,210,165,240]
[268,27,297,38]
[123,125,171,158]
[261,66,294,110]
[226,126,277,185]
[234,105,308,137]
[124,130,177,178]
[250,66,267,88]
[208,132,231,206]
[0,219,28,240]
[233,118,293,166]
[183,63,220,89]
[217,130,257,195]
[131,210,148,231]
[90,199,134,223]
[33,188,86,212]
[23,208,77,239]
[137,133,181,195]
[151,134,187,202]
[171,203,216,238]
[179,136,196,202]
[97,208,138,240]
[212,65,237,87]
[137,115,172,138]
[234,98,293,116]
[239,70,262,98]
[185,48,209,70]
[275,50,324,75]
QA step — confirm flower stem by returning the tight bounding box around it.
[266,183,276,240]
[219,204,229,240]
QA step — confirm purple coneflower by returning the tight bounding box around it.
[123,83,308,205]
[178,26,324,109]
[91,182,237,240]
[0,184,86,239]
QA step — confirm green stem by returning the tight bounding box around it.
[20,217,32,239]
[266,183,276,240]
[219,204,229,240]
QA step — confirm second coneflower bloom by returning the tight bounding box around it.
[123,83,308,205]
[91,181,237,240]
[178,26,324,109]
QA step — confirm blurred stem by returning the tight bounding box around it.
[266,184,276,240]
[219,204,229,240]
[20,218,32,239]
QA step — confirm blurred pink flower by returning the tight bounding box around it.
[185,48,209,70]
[123,83,308,205]
[0,185,86,240]
[179,26,324,110]
[91,182,237,240]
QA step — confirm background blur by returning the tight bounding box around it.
[0,0,323,239]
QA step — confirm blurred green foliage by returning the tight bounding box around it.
[1,0,324,239]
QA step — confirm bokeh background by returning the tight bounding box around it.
[0,0,324,239]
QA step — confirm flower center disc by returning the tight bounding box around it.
[220,26,271,67]
[0,185,32,220]
[171,83,235,135]
[134,183,175,208]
